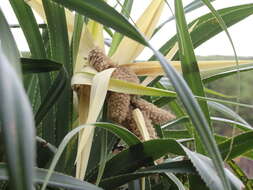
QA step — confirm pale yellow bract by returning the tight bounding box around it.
[75,68,115,179]
[111,0,165,65]
[133,109,151,141]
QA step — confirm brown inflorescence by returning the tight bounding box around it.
[88,47,175,140]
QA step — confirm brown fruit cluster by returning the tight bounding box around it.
[88,48,175,140]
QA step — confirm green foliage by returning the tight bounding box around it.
[1,1,253,190]
[0,9,35,190]
[0,163,102,190]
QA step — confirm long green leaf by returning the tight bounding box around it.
[157,3,253,59]
[42,0,72,146]
[161,116,189,129]
[21,58,62,74]
[0,39,35,190]
[74,71,177,97]
[50,0,147,45]
[211,117,252,132]
[153,0,216,35]
[200,0,239,68]
[71,13,84,66]
[95,130,107,185]
[219,131,253,160]
[208,101,250,127]
[35,69,68,127]
[204,87,236,99]
[163,130,228,144]
[92,139,185,181]
[41,122,140,190]
[9,0,51,96]
[76,72,252,109]
[175,0,211,153]
[10,0,46,58]
[0,163,101,190]
[203,65,253,84]
[0,8,21,77]
[100,160,196,189]
[181,145,243,190]
[101,140,244,190]
[202,97,253,109]
[9,0,54,149]
[163,130,191,139]
[108,0,134,56]
[24,74,40,111]
[85,129,118,179]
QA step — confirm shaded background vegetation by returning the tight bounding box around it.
[202,55,253,178]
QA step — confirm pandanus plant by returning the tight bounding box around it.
[1,0,253,190]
